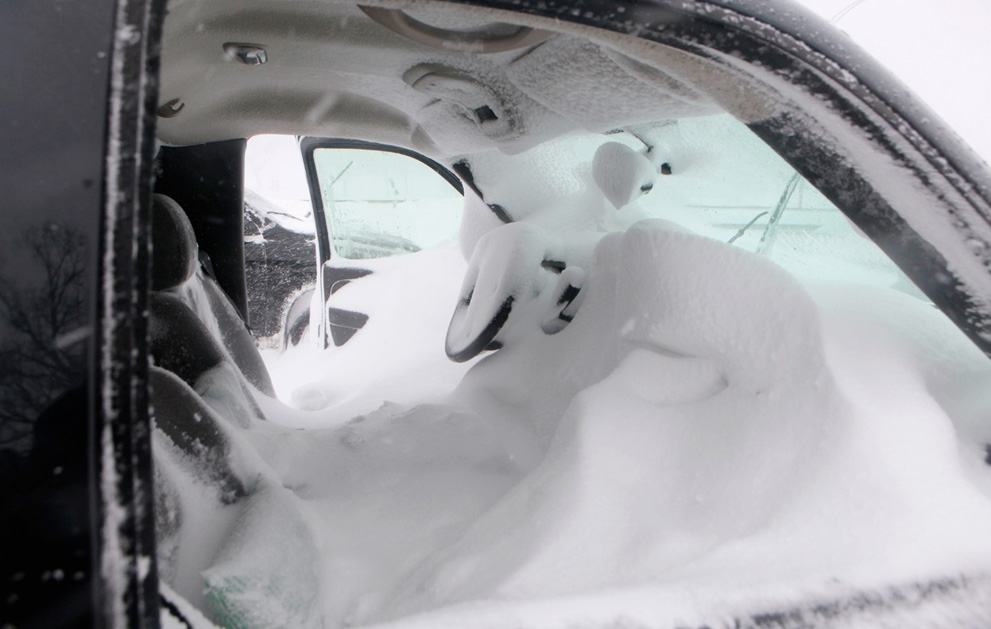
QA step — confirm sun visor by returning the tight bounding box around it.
[506,36,720,131]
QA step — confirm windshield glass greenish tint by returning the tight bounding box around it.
[637,115,920,294]
[313,148,464,260]
[467,114,924,298]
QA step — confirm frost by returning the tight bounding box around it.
[100,422,127,627]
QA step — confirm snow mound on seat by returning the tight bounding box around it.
[244,216,991,628]
[203,483,322,629]
[372,221,991,623]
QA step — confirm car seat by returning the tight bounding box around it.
[150,193,275,397]
[149,194,296,618]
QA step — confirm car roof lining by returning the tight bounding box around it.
[155,0,769,157]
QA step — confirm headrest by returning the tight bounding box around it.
[152,194,199,291]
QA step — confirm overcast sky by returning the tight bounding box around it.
[794,0,991,165]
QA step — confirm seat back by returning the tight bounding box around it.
[151,193,275,396]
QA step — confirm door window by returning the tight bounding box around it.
[308,145,464,260]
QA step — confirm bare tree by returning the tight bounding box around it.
[0,223,88,452]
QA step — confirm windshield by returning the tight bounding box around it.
[462,114,922,295]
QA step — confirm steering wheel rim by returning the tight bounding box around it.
[445,223,591,362]
[445,292,514,362]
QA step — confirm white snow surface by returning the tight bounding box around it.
[200,5,991,619]
[164,213,991,627]
[262,243,474,422]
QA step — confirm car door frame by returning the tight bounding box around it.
[96,0,167,624]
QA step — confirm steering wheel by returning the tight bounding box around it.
[445,223,585,362]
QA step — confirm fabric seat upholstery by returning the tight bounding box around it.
[151,193,275,396]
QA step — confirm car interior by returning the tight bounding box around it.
[145,0,991,626]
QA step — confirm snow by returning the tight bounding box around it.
[157,211,991,628]
[175,130,991,624]
[158,4,991,626]
[157,104,990,627]
[244,135,311,208]
[592,142,657,210]
[202,483,323,628]
[365,223,991,624]
[244,136,315,235]
[261,243,474,423]
[504,34,716,130]
[445,221,560,358]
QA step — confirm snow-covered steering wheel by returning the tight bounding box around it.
[445,223,586,362]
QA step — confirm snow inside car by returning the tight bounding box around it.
[3,0,991,627]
